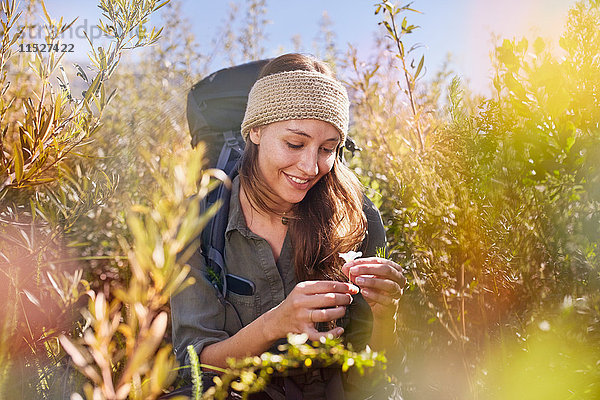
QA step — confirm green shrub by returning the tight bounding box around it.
[349,1,600,398]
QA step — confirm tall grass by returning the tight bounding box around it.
[1,0,598,398]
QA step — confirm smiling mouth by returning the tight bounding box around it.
[288,175,309,184]
[284,173,311,185]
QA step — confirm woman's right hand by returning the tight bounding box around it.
[263,281,359,342]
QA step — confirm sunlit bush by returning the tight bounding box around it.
[348,1,600,398]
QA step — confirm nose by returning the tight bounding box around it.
[297,147,319,177]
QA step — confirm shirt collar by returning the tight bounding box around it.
[225,175,251,236]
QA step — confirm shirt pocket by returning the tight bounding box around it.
[225,290,261,329]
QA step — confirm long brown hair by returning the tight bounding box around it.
[239,53,367,282]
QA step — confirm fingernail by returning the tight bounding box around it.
[362,289,369,296]
[337,327,344,336]
[356,277,365,284]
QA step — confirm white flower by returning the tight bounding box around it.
[538,320,551,332]
[339,251,362,263]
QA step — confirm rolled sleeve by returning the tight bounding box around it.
[170,249,229,366]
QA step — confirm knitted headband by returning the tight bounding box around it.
[241,70,349,144]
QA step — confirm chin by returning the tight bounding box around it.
[279,189,309,205]
[284,194,307,205]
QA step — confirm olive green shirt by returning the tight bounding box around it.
[170,176,386,368]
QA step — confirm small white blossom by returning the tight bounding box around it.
[339,251,362,263]
[538,320,551,331]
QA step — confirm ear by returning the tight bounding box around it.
[249,126,261,145]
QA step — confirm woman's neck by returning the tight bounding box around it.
[239,185,289,263]
[239,185,291,228]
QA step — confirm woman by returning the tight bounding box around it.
[171,54,406,398]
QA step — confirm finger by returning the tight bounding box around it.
[297,281,359,295]
[310,306,347,323]
[354,276,403,297]
[350,264,405,285]
[346,257,404,273]
[349,263,406,286]
[345,257,387,266]
[303,293,353,309]
[343,258,393,277]
[341,263,351,278]
[307,327,344,342]
[361,288,398,306]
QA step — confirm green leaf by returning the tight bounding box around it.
[415,55,425,79]
[165,266,195,297]
[154,0,171,12]
[384,20,393,35]
[74,64,88,83]
[40,0,52,24]
[98,46,107,70]
[105,88,117,107]
[59,335,89,369]
[118,312,168,386]
[383,1,394,14]
[150,346,176,393]
[23,289,41,307]
[566,136,575,152]
[47,271,66,303]
[13,142,23,182]
[59,18,78,36]
[84,72,103,104]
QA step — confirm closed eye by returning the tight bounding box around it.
[286,141,335,154]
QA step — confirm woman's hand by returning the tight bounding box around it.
[341,257,406,320]
[264,281,359,342]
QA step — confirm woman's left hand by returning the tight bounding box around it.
[341,257,406,320]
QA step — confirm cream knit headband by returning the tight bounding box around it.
[241,70,349,144]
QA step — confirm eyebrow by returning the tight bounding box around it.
[286,128,339,143]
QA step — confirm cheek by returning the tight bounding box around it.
[320,154,336,173]
[256,147,274,178]
[257,143,290,174]
[315,157,335,179]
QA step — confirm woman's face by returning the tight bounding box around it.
[249,119,340,211]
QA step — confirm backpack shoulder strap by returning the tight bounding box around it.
[200,164,240,299]
[216,130,244,172]
[200,165,246,330]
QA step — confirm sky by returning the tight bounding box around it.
[39,0,577,94]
